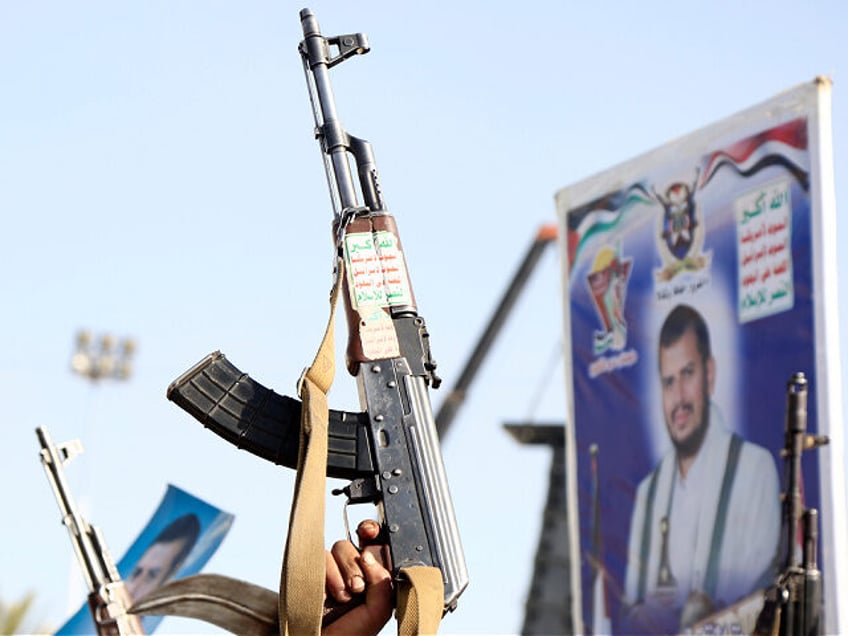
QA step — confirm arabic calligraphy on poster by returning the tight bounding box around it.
[736,178,793,321]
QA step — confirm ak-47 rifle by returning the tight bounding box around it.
[160,7,468,628]
[36,426,144,636]
[755,373,826,636]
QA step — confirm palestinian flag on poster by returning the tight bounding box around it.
[564,183,653,272]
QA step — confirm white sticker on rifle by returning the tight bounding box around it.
[344,230,413,309]
[359,307,400,359]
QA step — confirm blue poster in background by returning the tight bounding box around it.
[57,484,234,634]
[557,80,843,634]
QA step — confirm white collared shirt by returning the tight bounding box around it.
[624,408,781,609]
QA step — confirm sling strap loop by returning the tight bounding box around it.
[279,259,343,636]
[279,256,444,634]
[397,566,444,636]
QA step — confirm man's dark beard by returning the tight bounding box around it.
[672,377,710,459]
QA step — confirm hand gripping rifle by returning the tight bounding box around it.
[36,426,145,636]
[137,8,467,633]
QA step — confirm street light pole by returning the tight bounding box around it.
[67,329,137,499]
[64,329,137,614]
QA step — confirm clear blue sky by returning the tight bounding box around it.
[2,2,847,634]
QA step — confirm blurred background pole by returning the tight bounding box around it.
[66,328,137,489]
[64,329,136,614]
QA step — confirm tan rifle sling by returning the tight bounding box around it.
[280,257,444,635]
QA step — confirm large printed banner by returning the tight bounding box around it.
[58,484,234,634]
[557,79,845,634]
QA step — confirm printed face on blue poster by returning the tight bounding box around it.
[57,484,234,634]
[558,82,835,634]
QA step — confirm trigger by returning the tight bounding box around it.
[331,478,381,545]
